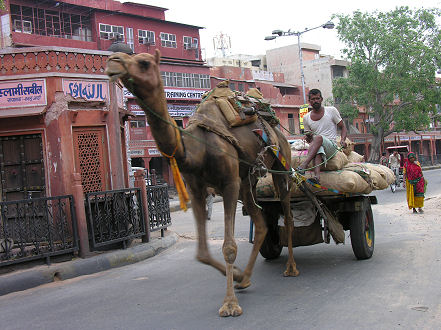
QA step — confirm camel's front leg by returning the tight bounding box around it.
[219,180,242,317]
[190,192,243,282]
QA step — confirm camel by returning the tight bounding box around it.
[106,50,299,317]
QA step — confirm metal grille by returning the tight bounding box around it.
[0,195,78,266]
[76,131,104,194]
[85,188,145,249]
[146,183,171,231]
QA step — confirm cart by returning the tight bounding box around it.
[246,192,377,260]
[250,128,377,261]
[386,145,409,193]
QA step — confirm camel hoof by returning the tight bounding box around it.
[219,302,243,317]
[283,265,300,277]
[234,279,251,290]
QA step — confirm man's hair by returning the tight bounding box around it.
[308,89,322,99]
[382,152,386,156]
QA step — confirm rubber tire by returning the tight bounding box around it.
[259,225,283,260]
[349,198,374,260]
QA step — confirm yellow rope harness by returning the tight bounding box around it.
[159,119,190,211]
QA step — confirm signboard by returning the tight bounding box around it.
[164,88,207,100]
[167,104,196,116]
[299,104,309,130]
[423,136,432,140]
[125,87,208,100]
[0,79,46,108]
[63,79,108,101]
[410,136,421,141]
[148,148,160,156]
[252,70,274,81]
[399,136,409,141]
[130,149,145,156]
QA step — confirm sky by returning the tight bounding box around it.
[137,0,440,60]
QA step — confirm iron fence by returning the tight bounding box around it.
[146,183,171,232]
[85,188,145,250]
[0,195,78,266]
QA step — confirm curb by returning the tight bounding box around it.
[0,232,178,296]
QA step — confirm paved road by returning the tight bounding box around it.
[0,169,440,329]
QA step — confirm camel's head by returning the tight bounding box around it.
[106,50,162,96]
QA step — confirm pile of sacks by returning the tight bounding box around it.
[257,138,396,197]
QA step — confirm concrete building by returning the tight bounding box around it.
[0,0,210,189]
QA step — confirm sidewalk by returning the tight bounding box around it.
[0,196,222,297]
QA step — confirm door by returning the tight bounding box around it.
[73,127,109,194]
[0,134,45,202]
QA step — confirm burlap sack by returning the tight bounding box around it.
[347,151,365,163]
[336,137,355,156]
[257,174,302,197]
[364,163,395,185]
[344,163,386,190]
[291,149,348,171]
[303,170,372,195]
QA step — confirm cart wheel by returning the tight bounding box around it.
[349,198,374,260]
[259,225,282,260]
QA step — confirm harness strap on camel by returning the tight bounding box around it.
[159,119,190,211]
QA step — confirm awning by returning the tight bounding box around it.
[0,106,47,118]
[271,81,298,88]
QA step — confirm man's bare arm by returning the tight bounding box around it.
[337,120,347,148]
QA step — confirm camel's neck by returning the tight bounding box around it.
[137,85,185,160]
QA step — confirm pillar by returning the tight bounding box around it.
[72,173,90,258]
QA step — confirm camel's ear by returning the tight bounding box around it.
[155,49,161,64]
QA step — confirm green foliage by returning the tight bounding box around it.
[332,6,441,144]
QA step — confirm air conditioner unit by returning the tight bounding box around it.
[142,37,155,45]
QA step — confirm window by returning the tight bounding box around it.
[229,82,236,90]
[238,83,244,92]
[126,27,134,52]
[183,36,192,49]
[11,4,91,41]
[130,120,146,128]
[160,32,177,48]
[160,71,210,89]
[288,113,295,134]
[99,24,124,40]
[138,29,155,45]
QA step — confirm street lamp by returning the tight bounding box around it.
[265,21,335,104]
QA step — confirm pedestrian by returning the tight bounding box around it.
[388,150,401,186]
[403,152,426,214]
[297,89,347,183]
[379,152,388,166]
[206,187,215,220]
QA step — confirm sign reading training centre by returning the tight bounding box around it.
[124,88,207,100]
[63,79,109,101]
[0,79,46,108]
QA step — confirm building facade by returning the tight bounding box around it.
[1,0,211,189]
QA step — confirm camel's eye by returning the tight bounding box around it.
[138,60,150,71]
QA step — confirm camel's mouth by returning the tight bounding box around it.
[105,56,127,82]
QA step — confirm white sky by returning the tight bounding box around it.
[137,0,440,60]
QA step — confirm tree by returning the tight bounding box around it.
[333,6,441,162]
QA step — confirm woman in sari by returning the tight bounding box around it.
[403,152,426,213]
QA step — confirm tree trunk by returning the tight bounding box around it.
[368,127,384,163]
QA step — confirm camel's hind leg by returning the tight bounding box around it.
[219,179,242,317]
[273,173,299,277]
[234,179,268,290]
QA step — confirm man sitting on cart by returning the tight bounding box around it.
[298,89,347,183]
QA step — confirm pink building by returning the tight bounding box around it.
[0,0,210,189]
